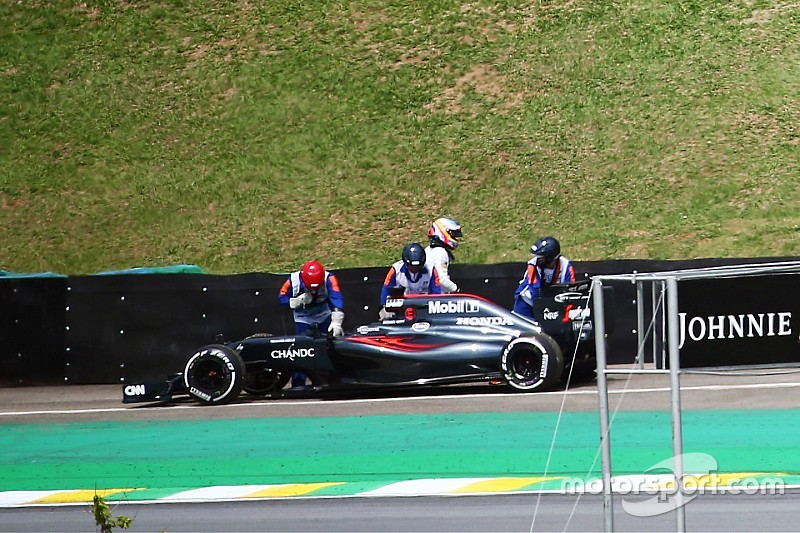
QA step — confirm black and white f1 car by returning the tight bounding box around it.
[123,282,609,405]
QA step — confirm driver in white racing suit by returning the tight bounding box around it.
[424,217,462,293]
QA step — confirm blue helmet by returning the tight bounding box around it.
[530,236,561,264]
[402,242,426,268]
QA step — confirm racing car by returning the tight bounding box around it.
[123,281,609,405]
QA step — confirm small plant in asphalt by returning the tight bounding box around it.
[91,494,132,533]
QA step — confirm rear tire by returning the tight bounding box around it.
[184,345,245,405]
[501,334,563,392]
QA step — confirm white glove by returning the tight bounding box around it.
[289,291,313,309]
[378,307,393,321]
[328,310,345,337]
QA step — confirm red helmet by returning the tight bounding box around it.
[300,260,325,290]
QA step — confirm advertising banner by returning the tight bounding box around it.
[677,274,799,367]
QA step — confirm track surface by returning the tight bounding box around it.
[2,366,800,531]
[3,492,800,532]
[4,366,800,423]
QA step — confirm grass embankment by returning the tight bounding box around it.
[1,1,798,274]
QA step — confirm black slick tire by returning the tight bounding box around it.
[501,333,564,392]
[183,344,245,405]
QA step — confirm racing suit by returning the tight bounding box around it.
[278,270,345,387]
[379,260,442,307]
[424,244,458,293]
[513,256,576,320]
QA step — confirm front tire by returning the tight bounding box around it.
[184,345,245,405]
[501,334,564,392]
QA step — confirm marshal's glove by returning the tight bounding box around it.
[378,307,393,321]
[289,291,313,309]
[328,310,345,337]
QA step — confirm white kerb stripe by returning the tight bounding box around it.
[360,478,487,496]
[0,491,63,506]
[160,485,278,501]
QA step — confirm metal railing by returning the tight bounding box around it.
[590,261,800,532]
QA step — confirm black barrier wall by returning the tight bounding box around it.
[1,256,797,385]
[0,277,66,385]
[64,274,286,384]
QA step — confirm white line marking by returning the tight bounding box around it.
[2,382,800,417]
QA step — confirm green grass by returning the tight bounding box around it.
[1,0,798,274]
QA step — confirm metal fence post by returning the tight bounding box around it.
[593,278,614,532]
[666,276,686,532]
